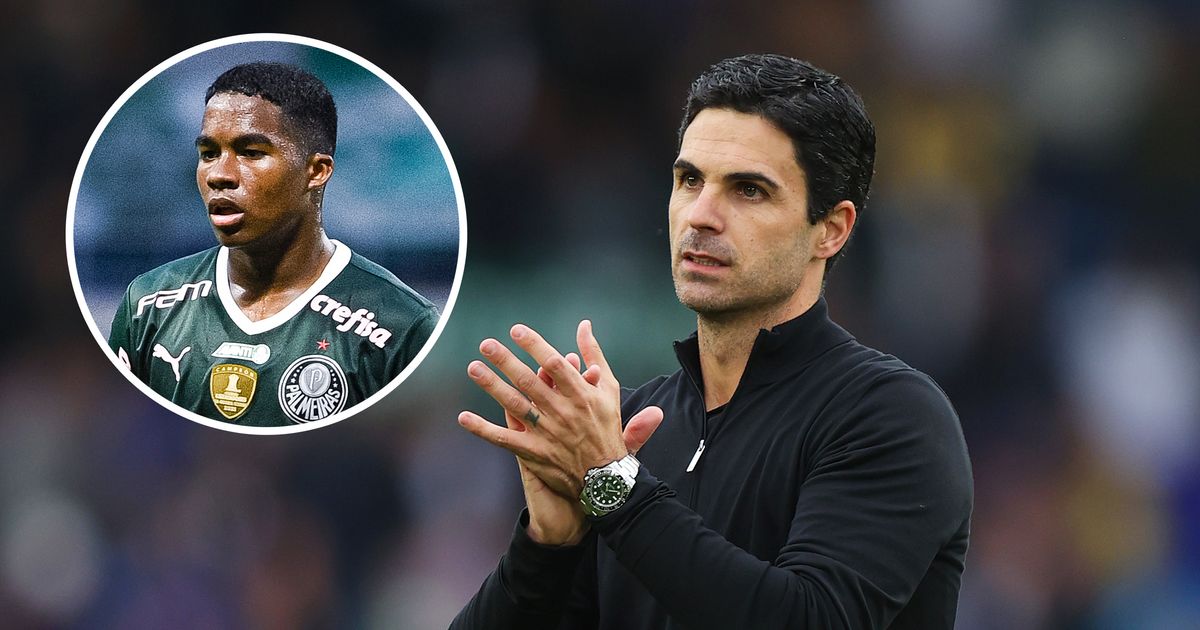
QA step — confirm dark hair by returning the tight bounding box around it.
[206,62,338,156]
[679,54,875,267]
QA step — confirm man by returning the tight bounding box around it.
[453,55,972,629]
[109,62,438,427]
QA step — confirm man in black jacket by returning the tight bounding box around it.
[453,54,973,629]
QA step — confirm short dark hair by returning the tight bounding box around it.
[679,54,875,267]
[206,62,338,156]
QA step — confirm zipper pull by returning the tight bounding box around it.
[686,440,706,473]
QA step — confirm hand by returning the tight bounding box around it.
[513,352,589,546]
[458,320,663,500]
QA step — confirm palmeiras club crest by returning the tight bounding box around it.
[278,355,347,423]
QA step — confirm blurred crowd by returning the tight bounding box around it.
[3,1,1199,628]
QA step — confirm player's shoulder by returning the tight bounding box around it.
[815,337,963,453]
[339,248,438,318]
[124,247,219,297]
[818,336,947,406]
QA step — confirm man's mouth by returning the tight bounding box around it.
[207,199,245,229]
[681,251,730,268]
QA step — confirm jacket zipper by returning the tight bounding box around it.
[683,363,748,505]
[688,416,707,507]
[686,440,706,472]
[675,333,763,508]
[680,359,708,507]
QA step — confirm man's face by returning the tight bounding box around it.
[196,92,317,250]
[669,108,822,319]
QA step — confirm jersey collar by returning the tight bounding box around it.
[215,239,352,335]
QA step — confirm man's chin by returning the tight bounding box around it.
[212,227,252,248]
[675,287,736,316]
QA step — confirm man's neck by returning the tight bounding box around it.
[695,289,820,411]
[227,222,334,321]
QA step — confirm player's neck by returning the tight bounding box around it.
[695,287,820,411]
[226,223,334,308]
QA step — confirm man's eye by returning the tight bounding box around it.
[739,183,763,198]
[680,174,700,188]
[198,149,218,160]
[241,149,266,158]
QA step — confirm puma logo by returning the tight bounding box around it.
[152,344,191,382]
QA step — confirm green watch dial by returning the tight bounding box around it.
[580,455,639,517]
[590,472,630,510]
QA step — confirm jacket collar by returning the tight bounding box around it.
[672,297,855,396]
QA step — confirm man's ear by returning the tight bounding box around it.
[814,200,857,260]
[306,153,334,190]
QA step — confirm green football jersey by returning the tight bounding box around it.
[108,240,438,427]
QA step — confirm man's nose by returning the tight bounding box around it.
[685,186,725,233]
[204,153,238,191]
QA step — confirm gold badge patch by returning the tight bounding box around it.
[209,363,258,420]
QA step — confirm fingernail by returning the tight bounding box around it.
[511,325,525,339]
[468,362,484,378]
[480,340,496,355]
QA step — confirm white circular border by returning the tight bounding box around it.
[65,33,468,436]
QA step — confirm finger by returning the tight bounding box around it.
[537,352,583,389]
[622,406,664,454]
[504,410,528,432]
[577,320,612,383]
[564,352,582,371]
[479,338,556,407]
[510,324,589,396]
[458,411,538,458]
[468,360,544,428]
[537,365,553,388]
[582,364,601,386]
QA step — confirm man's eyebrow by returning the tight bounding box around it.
[194,133,276,148]
[232,133,275,147]
[724,171,780,191]
[673,159,780,191]
[673,159,701,173]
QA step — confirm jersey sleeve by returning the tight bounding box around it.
[384,306,439,378]
[107,283,138,375]
[408,306,438,359]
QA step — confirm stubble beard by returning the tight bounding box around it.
[673,264,804,325]
[670,228,814,326]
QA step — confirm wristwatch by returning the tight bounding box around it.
[579,454,640,517]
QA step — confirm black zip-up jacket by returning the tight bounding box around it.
[453,299,973,629]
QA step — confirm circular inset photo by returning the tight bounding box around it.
[67,34,466,434]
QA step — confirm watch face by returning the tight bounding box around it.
[587,470,631,512]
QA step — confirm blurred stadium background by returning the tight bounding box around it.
[4,1,1200,628]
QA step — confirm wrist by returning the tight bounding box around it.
[526,518,590,547]
[579,453,640,518]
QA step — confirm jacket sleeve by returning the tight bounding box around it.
[450,386,654,629]
[449,509,599,630]
[589,370,974,629]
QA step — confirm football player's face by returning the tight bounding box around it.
[668,108,822,318]
[196,93,320,250]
